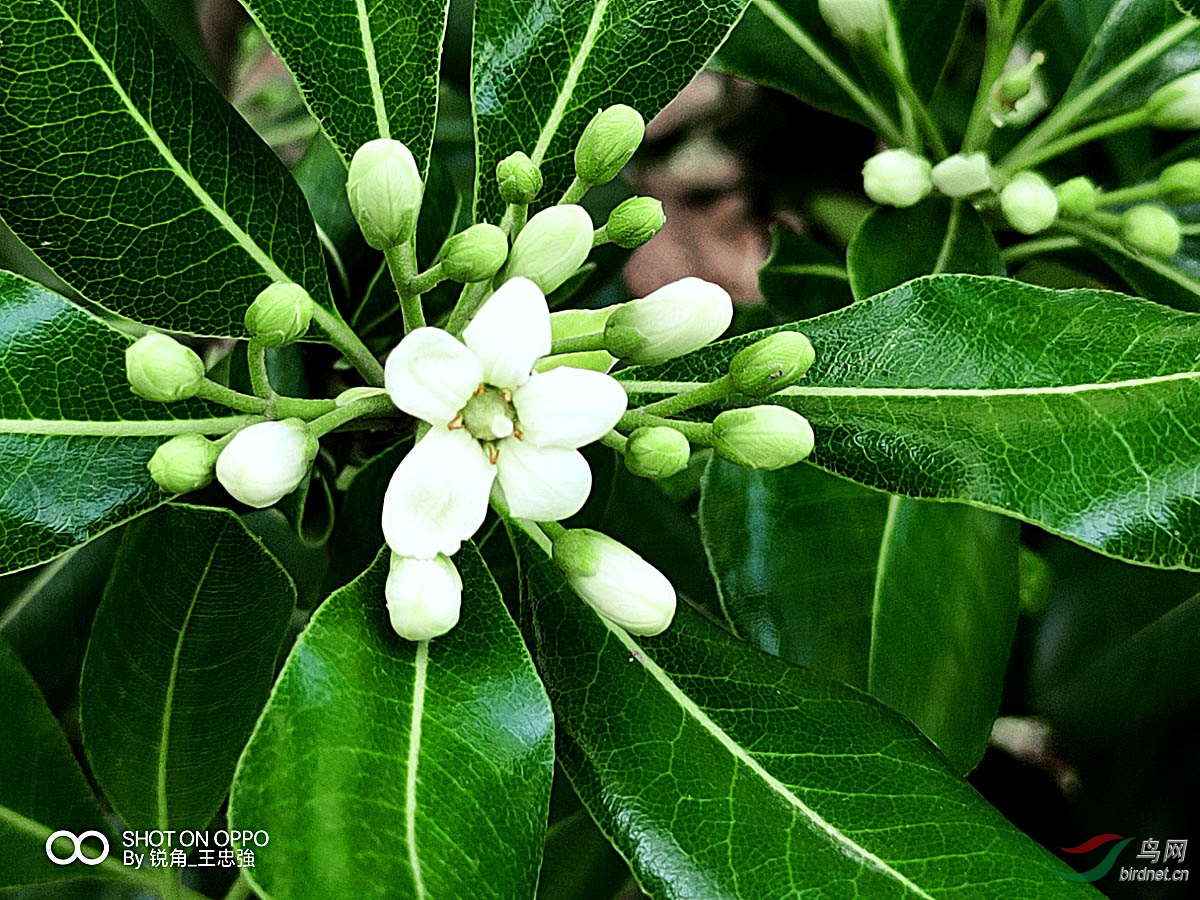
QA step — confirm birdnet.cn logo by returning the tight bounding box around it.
[1051,833,1189,884]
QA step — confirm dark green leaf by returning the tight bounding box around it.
[847,198,1003,299]
[0,272,225,575]
[537,809,629,900]
[758,227,853,320]
[627,274,1200,570]
[471,0,748,220]
[239,0,447,177]
[0,640,109,887]
[229,543,554,900]
[0,0,334,336]
[516,528,1101,898]
[80,505,296,831]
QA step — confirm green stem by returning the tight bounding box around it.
[874,18,937,154]
[407,262,446,297]
[317,223,351,300]
[961,0,1026,152]
[617,411,714,445]
[637,375,733,417]
[558,177,589,205]
[998,108,1150,174]
[385,243,426,333]
[193,380,335,419]
[1095,182,1160,207]
[509,203,529,237]
[539,520,567,541]
[1086,210,1122,230]
[549,331,607,355]
[310,305,385,386]
[445,281,492,337]
[308,394,399,438]
[247,339,272,400]
[351,260,389,329]
[999,235,1080,264]
[1000,16,1200,172]
[600,429,628,453]
[592,225,609,247]
[0,415,261,437]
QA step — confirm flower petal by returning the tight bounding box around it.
[494,440,591,521]
[462,277,551,388]
[382,426,495,558]
[385,327,482,425]
[513,367,627,449]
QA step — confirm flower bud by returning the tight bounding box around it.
[999,171,1058,234]
[989,51,1046,124]
[437,223,509,283]
[347,138,423,249]
[215,418,318,508]
[862,149,933,208]
[624,426,690,479]
[712,406,815,470]
[385,553,462,641]
[931,153,994,198]
[1054,176,1098,218]
[496,151,543,205]
[536,307,617,374]
[125,333,206,403]
[575,105,645,186]
[1147,72,1200,130]
[1121,204,1182,257]
[552,529,676,635]
[147,434,219,494]
[502,204,593,293]
[245,282,314,348]
[1157,160,1200,205]
[604,278,733,366]
[604,196,666,248]
[729,332,816,397]
[817,0,887,48]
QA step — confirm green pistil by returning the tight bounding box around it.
[460,386,518,442]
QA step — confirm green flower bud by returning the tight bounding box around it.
[496,151,543,205]
[1054,176,1098,218]
[931,153,994,198]
[536,307,617,374]
[625,426,690,479]
[552,528,676,635]
[999,171,1058,234]
[1121,204,1182,257]
[147,434,219,494]
[862,149,933,208]
[605,196,665,248]
[1147,72,1200,130]
[575,105,645,186]
[502,204,593,293]
[712,406,815,471]
[437,223,509,283]
[817,0,887,48]
[604,278,733,365]
[245,282,314,347]
[1157,160,1200,205]
[125,333,205,403]
[347,138,422,249]
[990,52,1045,113]
[729,332,816,397]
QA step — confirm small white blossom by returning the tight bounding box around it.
[385,553,462,641]
[215,419,318,508]
[553,529,677,635]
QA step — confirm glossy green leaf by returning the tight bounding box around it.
[699,459,1019,771]
[229,543,554,900]
[0,0,334,337]
[627,274,1200,570]
[471,0,748,220]
[516,528,1101,898]
[0,640,110,887]
[847,198,1003,300]
[0,272,225,575]
[239,0,447,175]
[80,505,296,831]
[758,227,853,320]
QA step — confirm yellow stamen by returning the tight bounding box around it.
[485,442,500,464]
[447,413,464,430]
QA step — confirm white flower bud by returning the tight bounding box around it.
[604,277,733,366]
[1158,160,1200,205]
[385,553,462,641]
[862,149,933,208]
[148,434,219,494]
[245,282,314,348]
[625,426,690,479]
[215,418,318,508]
[536,307,617,374]
[712,406,815,470]
[347,138,423,249]
[1054,176,1098,218]
[1147,72,1200,130]
[1121,204,1182,257]
[931,153,995,198]
[437,223,509,283]
[729,332,815,397]
[988,51,1047,126]
[604,196,665,248]
[125,333,206,403]
[575,105,645,186]
[999,171,1058,234]
[552,529,676,635]
[497,151,543,204]
[818,0,888,49]
[502,205,593,293]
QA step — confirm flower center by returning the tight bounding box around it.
[460,385,517,442]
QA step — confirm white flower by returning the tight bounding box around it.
[931,152,994,198]
[215,419,318,508]
[862,149,933,208]
[385,553,462,641]
[1000,171,1058,234]
[382,277,628,559]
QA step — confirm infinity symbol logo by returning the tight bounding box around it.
[45,830,110,865]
